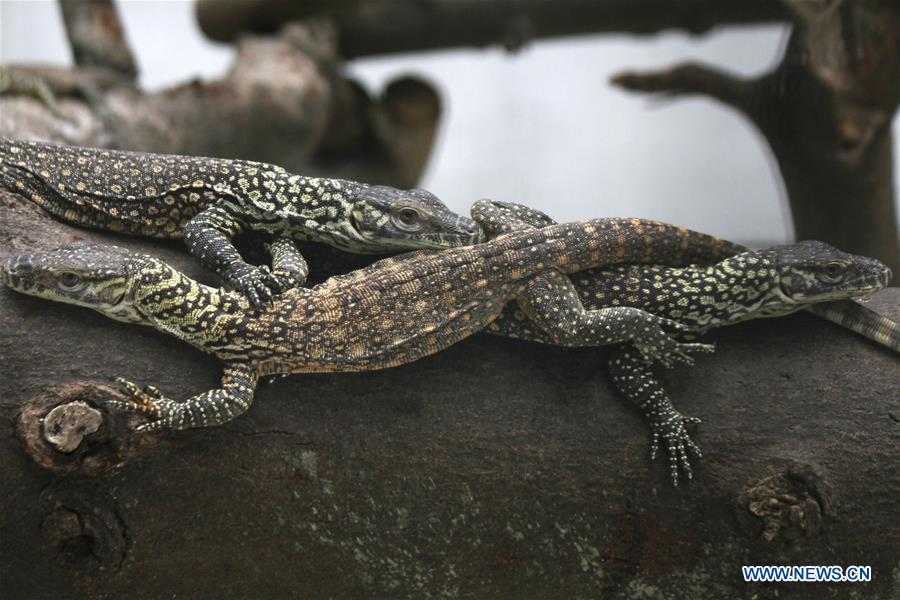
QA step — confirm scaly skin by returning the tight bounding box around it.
[473,200,896,485]
[476,201,900,350]
[2,217,744,438]
[0,139,483,307]
[3,212,891,485]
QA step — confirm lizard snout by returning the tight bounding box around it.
[458,217,485,244]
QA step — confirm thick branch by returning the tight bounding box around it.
[611,0,900,275]
[196,0,789,56]
[58,0,137,81]
[611,63,758,114]
[0,188,898,598]
[0,25,439,188]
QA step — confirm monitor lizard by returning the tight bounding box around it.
[2,218,889,486]
[476,200,899,351]
[0,138,483,307]
[473,200,897,484]
[2,139,891,357]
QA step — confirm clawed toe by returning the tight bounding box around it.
[683,342,716,355]
[648,412,703,486]
[134,420,166,433]
[107,378,178,428]
[228,264,284,309]
[656,316,692,333]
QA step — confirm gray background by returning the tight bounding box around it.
[2,0,898,246]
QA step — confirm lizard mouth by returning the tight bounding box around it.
[775,282,799,305]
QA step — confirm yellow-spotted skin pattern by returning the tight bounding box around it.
[474,200,894,485]
[1,216,740,436]
[0,138,483,307]
[1,200,891,485]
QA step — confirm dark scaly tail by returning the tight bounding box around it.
[808,301,900,353]
[1,140,79,222]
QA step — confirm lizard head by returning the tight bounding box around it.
[1,243,147,324]
[768,240,891,304]
[349,186,484,251]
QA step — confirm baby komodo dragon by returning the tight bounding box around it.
[0,139,483,306]
[2,217,741,436]
[2,213,891,486]
[475,201,895,484]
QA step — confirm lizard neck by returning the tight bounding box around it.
[669,252,797,330]
[127,258,248,355]
[268,172,369,251]
[318,180,374,252]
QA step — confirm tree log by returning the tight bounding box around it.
[612,0,900,276]
[58,0,137,80]
[196,0,790,56]
[0,23,440,189]
[1,188,898,599]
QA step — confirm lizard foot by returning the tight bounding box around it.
[106,377,180,432]
[225,263,285,309]
[631,316,715,368]
[271,268,306,292]
[647,405,703,487]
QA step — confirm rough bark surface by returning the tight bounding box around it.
[58,0,137,80]
[0,24,440,189]
[1,188,898,599]
[612,0,900,276]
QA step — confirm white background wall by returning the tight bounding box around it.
[2,0,898,246]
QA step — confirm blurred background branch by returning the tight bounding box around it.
[3,0,896,270]
[612,0,900,273]
[196,0,790,54]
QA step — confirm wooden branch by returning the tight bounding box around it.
[611,0,900,276]
[610,63,758,113]
[1,187,899,598]
[0,24,439,188]
[58,0,137,81]
[196,0,790,56]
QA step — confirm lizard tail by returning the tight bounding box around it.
[807,301,900,353]
[1,159,80,221]
[529,217,744,272]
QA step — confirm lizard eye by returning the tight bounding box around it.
[58,271,83,290]
[818,262,843,283]
[393,207,423,231]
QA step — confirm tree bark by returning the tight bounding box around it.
[0,23,440,189]
[196,0,790,56]
[58,0,137,81]
[612,0,900,276]
[1,188,898,599]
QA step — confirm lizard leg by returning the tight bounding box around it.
[268,237,309,289]
[183,205,283,309]
[107,364,259,431]
[517,270,714,367]
[470,199,557,235]
[608,345,703,486]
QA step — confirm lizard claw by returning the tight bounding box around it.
[134,420,167,433]
[226,263,284,309]
[647,406,703,486]
[651,315,692,334]
[663,342,716,368]
[631,319,714,368]
[107,377,179,432]
[271,269,306,292]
